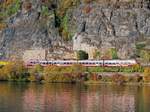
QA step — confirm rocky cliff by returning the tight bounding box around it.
[0,0,150,60]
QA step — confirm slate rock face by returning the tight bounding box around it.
[0,0,150,59]
[0,0,61,59]
[71,1,150,58]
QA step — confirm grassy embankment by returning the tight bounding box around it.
[0,61,150,85]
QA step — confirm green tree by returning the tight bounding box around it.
[77,50,89,60]
[111,48,118,59]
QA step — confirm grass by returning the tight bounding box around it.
[87,66,144,73]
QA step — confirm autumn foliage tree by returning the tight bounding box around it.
[43,65,72,82]
[43,64,86,82]
[29,64,44,82]
[0,61,28,81]
[143,67,150,82]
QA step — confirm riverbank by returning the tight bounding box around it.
[84,80,150,86]
[0,61,149,85]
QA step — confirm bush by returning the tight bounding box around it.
[29,64,44,82]
[0,69,7,81]
[136,43,146,50]
[0,61,29,81]
[131,64,143,72]
[101,75,112,82]
[111,74,125,84]
[69,64,86,77]
[43,64,86,82]
[111,48,118,59]
[89,73,100,81]
[134,74,143,82]
[0,0,20,29]
[43,66,74,82]
[41,6,49,17]
[125,74,143,83]
[143,67,150,82]
[0,23,7,30]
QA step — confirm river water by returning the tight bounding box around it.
[0,82,150,112]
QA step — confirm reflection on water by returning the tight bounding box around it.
[0,83,150,112]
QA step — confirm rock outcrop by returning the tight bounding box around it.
[0,0,150,59]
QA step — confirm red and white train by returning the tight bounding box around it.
[26,59,137,67]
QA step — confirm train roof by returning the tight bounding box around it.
[28,59,136,62]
